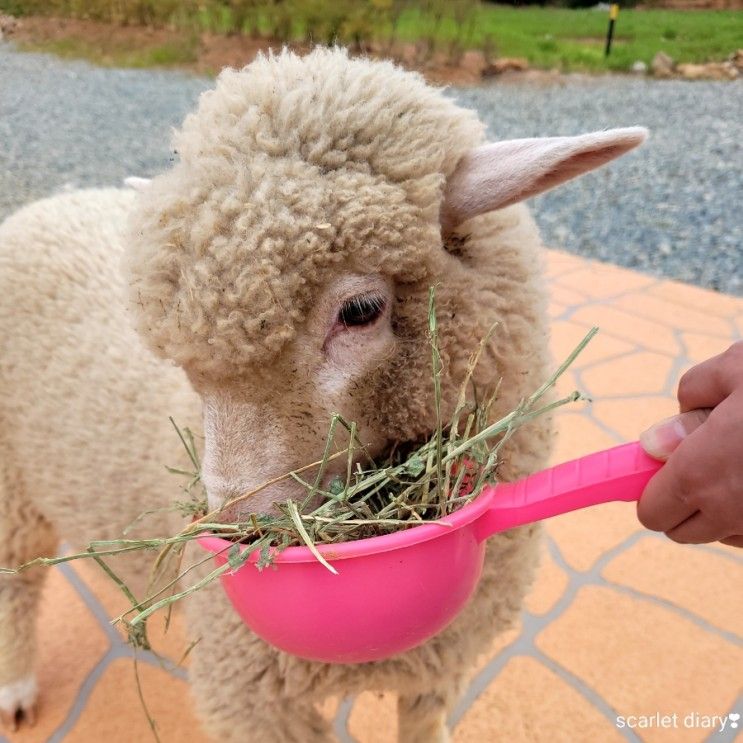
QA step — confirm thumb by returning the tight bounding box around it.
[640,408,711,460]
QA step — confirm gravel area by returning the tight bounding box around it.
[1,44,741,295]
[453,78,743,296]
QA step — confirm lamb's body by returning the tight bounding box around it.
[0,190,201,704]
[0,47,644,741]
[0,189,198,549]
[0,186,549,740]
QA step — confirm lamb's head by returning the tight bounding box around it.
[125,47,646,516]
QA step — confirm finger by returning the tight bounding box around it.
[720,536,743,548]
[664,510,726,544]
[677,343,743,412]
[637,468,697,533]
[637,422,709,532]
[640,409,711,461]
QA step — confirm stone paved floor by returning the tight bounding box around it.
[2,250,741,743]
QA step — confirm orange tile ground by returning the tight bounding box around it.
[3,250,742,743]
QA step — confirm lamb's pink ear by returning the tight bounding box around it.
[440,127,648,233]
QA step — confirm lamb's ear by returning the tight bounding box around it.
[440,127,648,233]
[124,176,152,192]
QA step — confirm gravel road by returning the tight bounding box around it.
[1,44,741,294]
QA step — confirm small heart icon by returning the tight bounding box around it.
[730,713,740,721]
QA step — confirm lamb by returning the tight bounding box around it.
[0,47,646,740]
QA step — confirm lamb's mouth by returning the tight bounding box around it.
[212,437,423,521]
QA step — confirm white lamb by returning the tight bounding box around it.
[0,47,645,740]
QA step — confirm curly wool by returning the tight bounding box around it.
[125,47,485,377]
[0,48,556,740]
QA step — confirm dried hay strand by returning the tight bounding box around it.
[3,288,597,654]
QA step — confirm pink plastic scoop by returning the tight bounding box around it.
[199,441,662,664]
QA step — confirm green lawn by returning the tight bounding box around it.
[3,0,741,73]
[396,6,743,72]
[193,4,742,72]
[18,36,200,69]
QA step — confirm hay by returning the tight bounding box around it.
[2,288,596,652]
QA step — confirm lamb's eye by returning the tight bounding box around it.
[338,294,385,328]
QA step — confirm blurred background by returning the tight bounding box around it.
[1,0,741,293]
[1,0,741,74]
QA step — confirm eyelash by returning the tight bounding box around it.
[337,293,386,328]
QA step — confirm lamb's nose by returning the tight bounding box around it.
[200,473,243,513]
[200,471,294,518]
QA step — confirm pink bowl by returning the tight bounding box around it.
[199,442,661,663]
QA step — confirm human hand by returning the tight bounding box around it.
[637,342,743,548]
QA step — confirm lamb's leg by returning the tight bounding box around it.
[397,677,466,743]
[197,695,334,743]
[0,495,57,731]
[186,582,335,743]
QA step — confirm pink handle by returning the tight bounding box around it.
[474,442,663,541]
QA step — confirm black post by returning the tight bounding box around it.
[605,3,619,57]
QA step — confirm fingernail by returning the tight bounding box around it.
[640,415,688,460]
